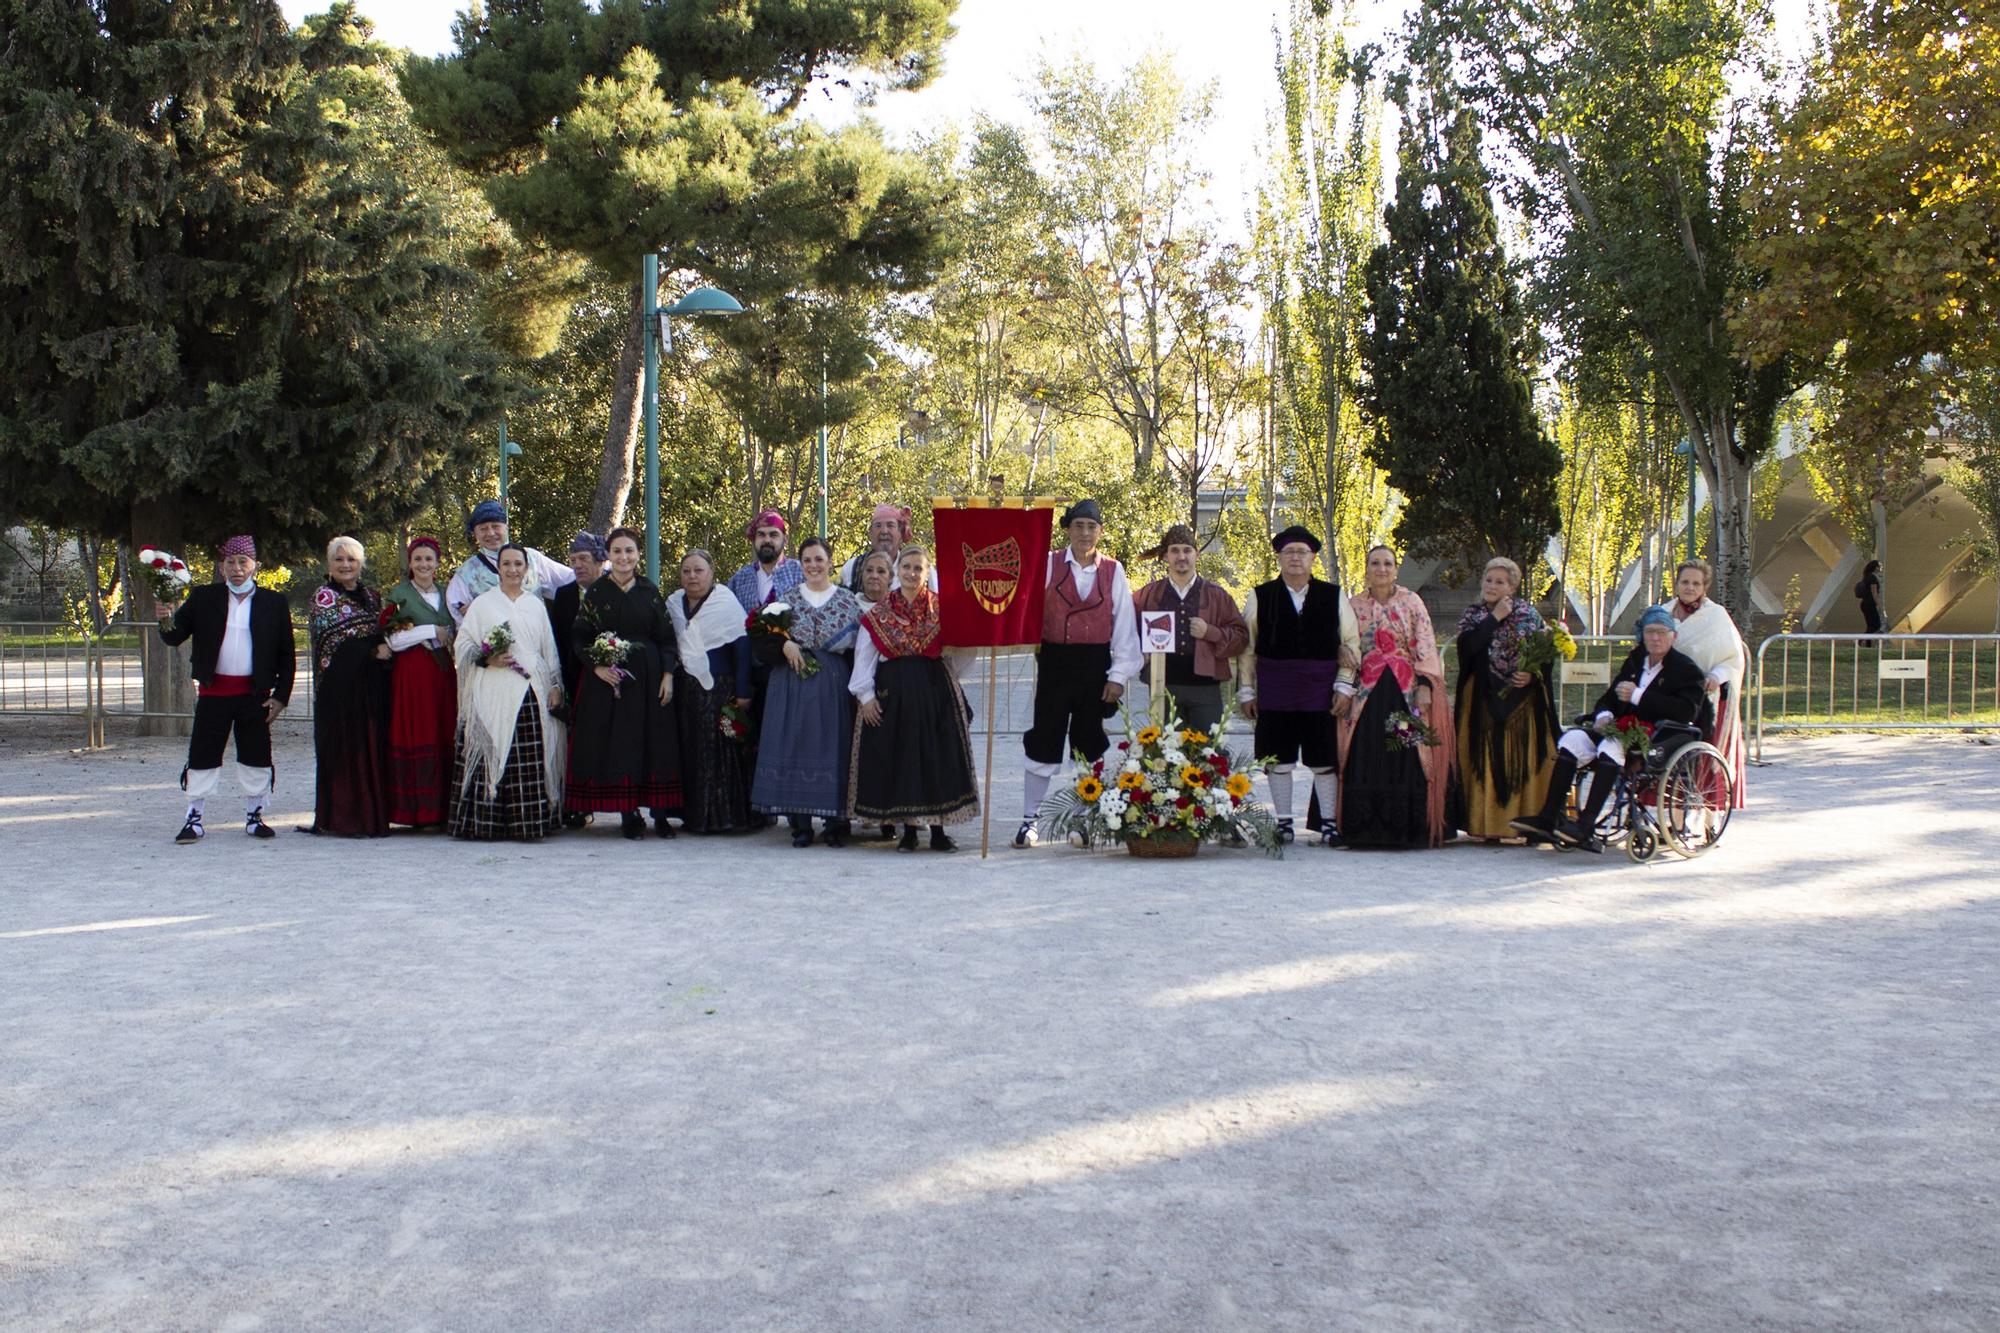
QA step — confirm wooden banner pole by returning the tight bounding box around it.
[981,644,998,858]
[1149,649,1166,724]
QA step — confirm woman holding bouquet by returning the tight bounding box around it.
[1335,545,1456,849]
[305,536,393,837]
[382,536,457,828]
[751,537,863,847]
[451,544,566,841]
[848,546,979,852]
[668,549,756,835]
[565,527,682,839]
[1453,557,1558,841]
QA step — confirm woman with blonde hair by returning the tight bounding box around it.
[305,534,393,836]
[1453,556,1557,840]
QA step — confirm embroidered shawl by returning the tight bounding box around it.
[308,581,384,675]
[782,584,862,654]
[1456,599,1549,681]
[862,587,943,660]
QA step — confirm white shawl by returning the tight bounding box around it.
[455,587,566,801]
[1673,598,1747,692]
[666,585,750,692]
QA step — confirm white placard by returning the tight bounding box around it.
[1878,659,1928,681]
[1141,610,1177,654]
[1563,661,1612,686]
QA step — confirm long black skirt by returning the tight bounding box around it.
[566,645,680,814]
[1340,676,1431,849]
[676,668,756,834]
[848,656,980,824]
[449,696,560,842]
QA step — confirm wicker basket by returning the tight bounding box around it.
[1124,833,1199,859]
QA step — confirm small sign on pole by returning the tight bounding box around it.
[1563,661,1612,686]
[1878,659,1928,681]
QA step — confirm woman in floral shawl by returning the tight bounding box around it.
[847,546,979,852]
[750,537,863,847]
[1335,544,1456,848]
[1453,557,1556,840]
[305,535,393,837]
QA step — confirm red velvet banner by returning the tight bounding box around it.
[933,506,1055,648]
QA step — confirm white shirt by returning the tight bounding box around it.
[387,588,444,652]
[216,590,255,676]
[445,545,576,624]
[1596,657,1666,727]
[798,582,839,609]
[1048,549,1141,688]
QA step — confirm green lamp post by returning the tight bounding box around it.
[1673,437,1697,562]
[498,420,522,503]
[641,255,743,582]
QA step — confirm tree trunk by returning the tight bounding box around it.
[587,282,648,533]
[132,497,193,737]
[1710,440,1755,626]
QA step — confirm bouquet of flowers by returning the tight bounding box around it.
[747,602,819,677]
[1508,624,1578,694]
[1384,709,1440,751]
[135,547,192,607]
[1037,698,1282,856]
[1600,713,1653,749]
[719,700,751,744]
[586,630,635,698]
[477,622,531,680]
[377,605,416,635]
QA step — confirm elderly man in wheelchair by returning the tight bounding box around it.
[1512,605,1734,858]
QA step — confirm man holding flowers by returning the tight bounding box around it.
[156,534,296,844]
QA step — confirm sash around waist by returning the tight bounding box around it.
[1257,658,1337,711]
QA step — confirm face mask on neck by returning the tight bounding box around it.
[227,578,255,596]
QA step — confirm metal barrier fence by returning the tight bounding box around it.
[4,620,1642,747]
[1753,632,2000,760]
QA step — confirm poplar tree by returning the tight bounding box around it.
[1363,99,1561,570]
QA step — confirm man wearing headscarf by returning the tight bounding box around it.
[726,509,804,612]
[444,498,575,625]
[1236,526,1360,846]
[1513,604,1706,852]
[1131,523,1247,736]
[1014,499,1141,848]
[840,503,937,592]
[156,535,297,843]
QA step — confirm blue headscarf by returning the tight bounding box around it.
[466,499,506,540]
[569,530,608,562]
[1635,604,1677,639]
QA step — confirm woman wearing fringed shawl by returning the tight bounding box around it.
[750,537,863,847]
[382,536,457,828]
[848,546,979,852]
[668,548,757,835]
[1336,545,1457,849]
[450,544,567,841]
[1453,557,1557,841]
[305,536,393,837]
[1668,559,1749,809]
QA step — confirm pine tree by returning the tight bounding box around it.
[0,1,514,563]
[1362,98,1561,570]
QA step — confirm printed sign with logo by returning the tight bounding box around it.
[1141,611,1177,654]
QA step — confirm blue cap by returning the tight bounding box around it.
[1636,604,1677,638]
[466,499,506,539]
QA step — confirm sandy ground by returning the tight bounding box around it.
[1,718,1996,1332]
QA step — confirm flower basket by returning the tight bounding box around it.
[1126,831,1199,859]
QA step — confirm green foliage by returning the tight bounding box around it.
[1363,94,1561,570]
[0,1,517,559]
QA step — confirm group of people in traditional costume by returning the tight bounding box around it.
[155,496,1743,856]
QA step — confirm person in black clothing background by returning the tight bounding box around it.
[1512,604,1706,853]
[550,530,607,827]
[155,534,297,844]
[1856,559,1885,646]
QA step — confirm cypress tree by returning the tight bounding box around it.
[0,1,515,564]
[1362,99,1561,570]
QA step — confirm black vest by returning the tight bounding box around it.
[1252,578,1342,660]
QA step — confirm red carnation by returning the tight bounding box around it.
[150,556,168,569]
[1176,795,1191,810]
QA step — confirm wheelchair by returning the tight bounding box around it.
[1564,710,1737,863]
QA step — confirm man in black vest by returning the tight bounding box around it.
[1237,526,1360,845]
[156,534,297,843]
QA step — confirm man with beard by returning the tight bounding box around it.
[1131,523,1247,736]
[444,498,575,625]
[726,510,805,818]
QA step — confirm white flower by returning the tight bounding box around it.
[1163,749,1187,770]
[759,603,789,619]
[1121,758,1141,776]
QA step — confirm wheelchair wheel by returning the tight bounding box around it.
[1656,741,1734,858]
[1626,822,1658,863]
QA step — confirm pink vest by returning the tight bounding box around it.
[1041,555,1119,645]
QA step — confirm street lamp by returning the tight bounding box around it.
[641,254,743,582]
[498,419,522,503]
[1673,438,1697,562]
[816,346,877,539]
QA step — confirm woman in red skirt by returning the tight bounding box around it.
[383,536,458,827]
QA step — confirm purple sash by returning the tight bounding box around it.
[1258,658,1338,711]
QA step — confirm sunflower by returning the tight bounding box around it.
[1179,765,1207,788]
[1076,775,1104,802]
[1135,725,1162,746]
[1224,771,1253,799]
[1118,770,1147,791]
[1178,728,1210,745]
